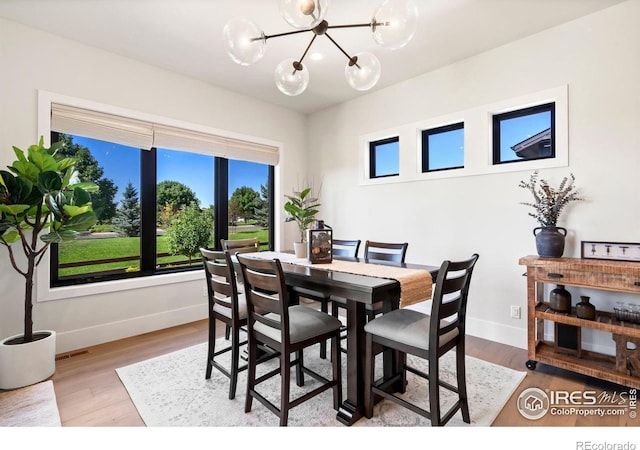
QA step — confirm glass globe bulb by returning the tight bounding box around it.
[278,0,329,29]
[275,58,309,96]
[222,17,266,66]
[344,52,381,91]
[371,0,418,50]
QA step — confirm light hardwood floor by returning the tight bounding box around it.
[50,318,637,427]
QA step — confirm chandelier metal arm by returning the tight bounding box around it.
[326,21,386,30]
[255,21,388,42]
[255,28,311,42]
[324,32,360,69]
[291,34,318,74]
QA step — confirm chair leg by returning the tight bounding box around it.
[398,350,407,394]
[331,334,342,410]
[244,334,257,413]
[225,324,231,340]
[295,350,304,387]
[280,352,291,426]
[363,334,374,419]
[205,317,216,379]
[428,353,442,426]
[320,301,328,359]
[229,325,240,400]
[457,346,471,423]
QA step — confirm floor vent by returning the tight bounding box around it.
[55,350,90,361]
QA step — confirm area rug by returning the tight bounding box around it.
[0,380,61,427]
[116,340,526,427]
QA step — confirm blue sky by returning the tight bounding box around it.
[71,135,268,207]
[499,111,551,161]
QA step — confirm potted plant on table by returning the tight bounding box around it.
[518,170,582,258]
[284,186,320,258]
[0,137,97,389]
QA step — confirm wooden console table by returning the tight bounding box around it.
[519,255,640,388]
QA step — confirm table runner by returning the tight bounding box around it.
[248,251,433,308]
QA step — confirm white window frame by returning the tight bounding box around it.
[36,90,283,302]
[359,85,568,185]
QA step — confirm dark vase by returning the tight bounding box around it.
[533,226,567,258]
[549,284,571,313]
[576,296,596,320]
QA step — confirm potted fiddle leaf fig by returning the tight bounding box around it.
[284,186,320,258]
[0,137,98,389]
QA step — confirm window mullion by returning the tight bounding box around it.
[140,148,157,273]
[214,157,229,250]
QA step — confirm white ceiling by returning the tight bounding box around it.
[0,0,625,114]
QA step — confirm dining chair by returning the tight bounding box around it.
[236,253,343,426]
[221,237,260,254]
[200,248,277,399]
[363,253,479,426]
[332,240,409,321]
[289,238,361,359]
[332,239,361,257]
[219,238,260,338]
[363,240,408,263]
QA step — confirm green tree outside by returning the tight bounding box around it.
[253,184,269,227]
[229,186,259,223]
[166,202,213,264]
[157,180,199,220]
[112,181,140,237]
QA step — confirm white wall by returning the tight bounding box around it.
[0,18,308,352]
[308,1,640,352]
[1,1,638,356]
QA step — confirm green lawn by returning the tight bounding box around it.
[58,227,269,277]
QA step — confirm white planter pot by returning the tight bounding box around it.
[293,242,306,258]
[0,330,56,390]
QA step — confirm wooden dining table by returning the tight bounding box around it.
[235,251,438,426]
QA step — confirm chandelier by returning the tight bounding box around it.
[222,0,418,96]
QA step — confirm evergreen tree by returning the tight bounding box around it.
[253,184,269,227]
[113,182,141,237]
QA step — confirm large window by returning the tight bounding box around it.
[492,102,555,165]
[421,122,464,172]
[50,133,274,287]
[369,137,399,179]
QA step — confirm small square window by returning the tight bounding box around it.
[369,137,399,178]
[493,102,555,165]
[421,123,464,172]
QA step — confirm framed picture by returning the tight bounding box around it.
[581,241,640,262]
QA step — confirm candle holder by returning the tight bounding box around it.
[307,220,332,264]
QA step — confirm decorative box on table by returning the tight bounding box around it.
[307,220,332,264]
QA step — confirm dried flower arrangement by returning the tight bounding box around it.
[518,170,583,227]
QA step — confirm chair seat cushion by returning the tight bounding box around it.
[255,305,342,344]
[364,308,458,352]
[213,293,249,320]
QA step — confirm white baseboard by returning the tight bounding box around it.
[465,317,617,357]
[466,316,528,350]
[55,305,208,354]
[57,303,615,358]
